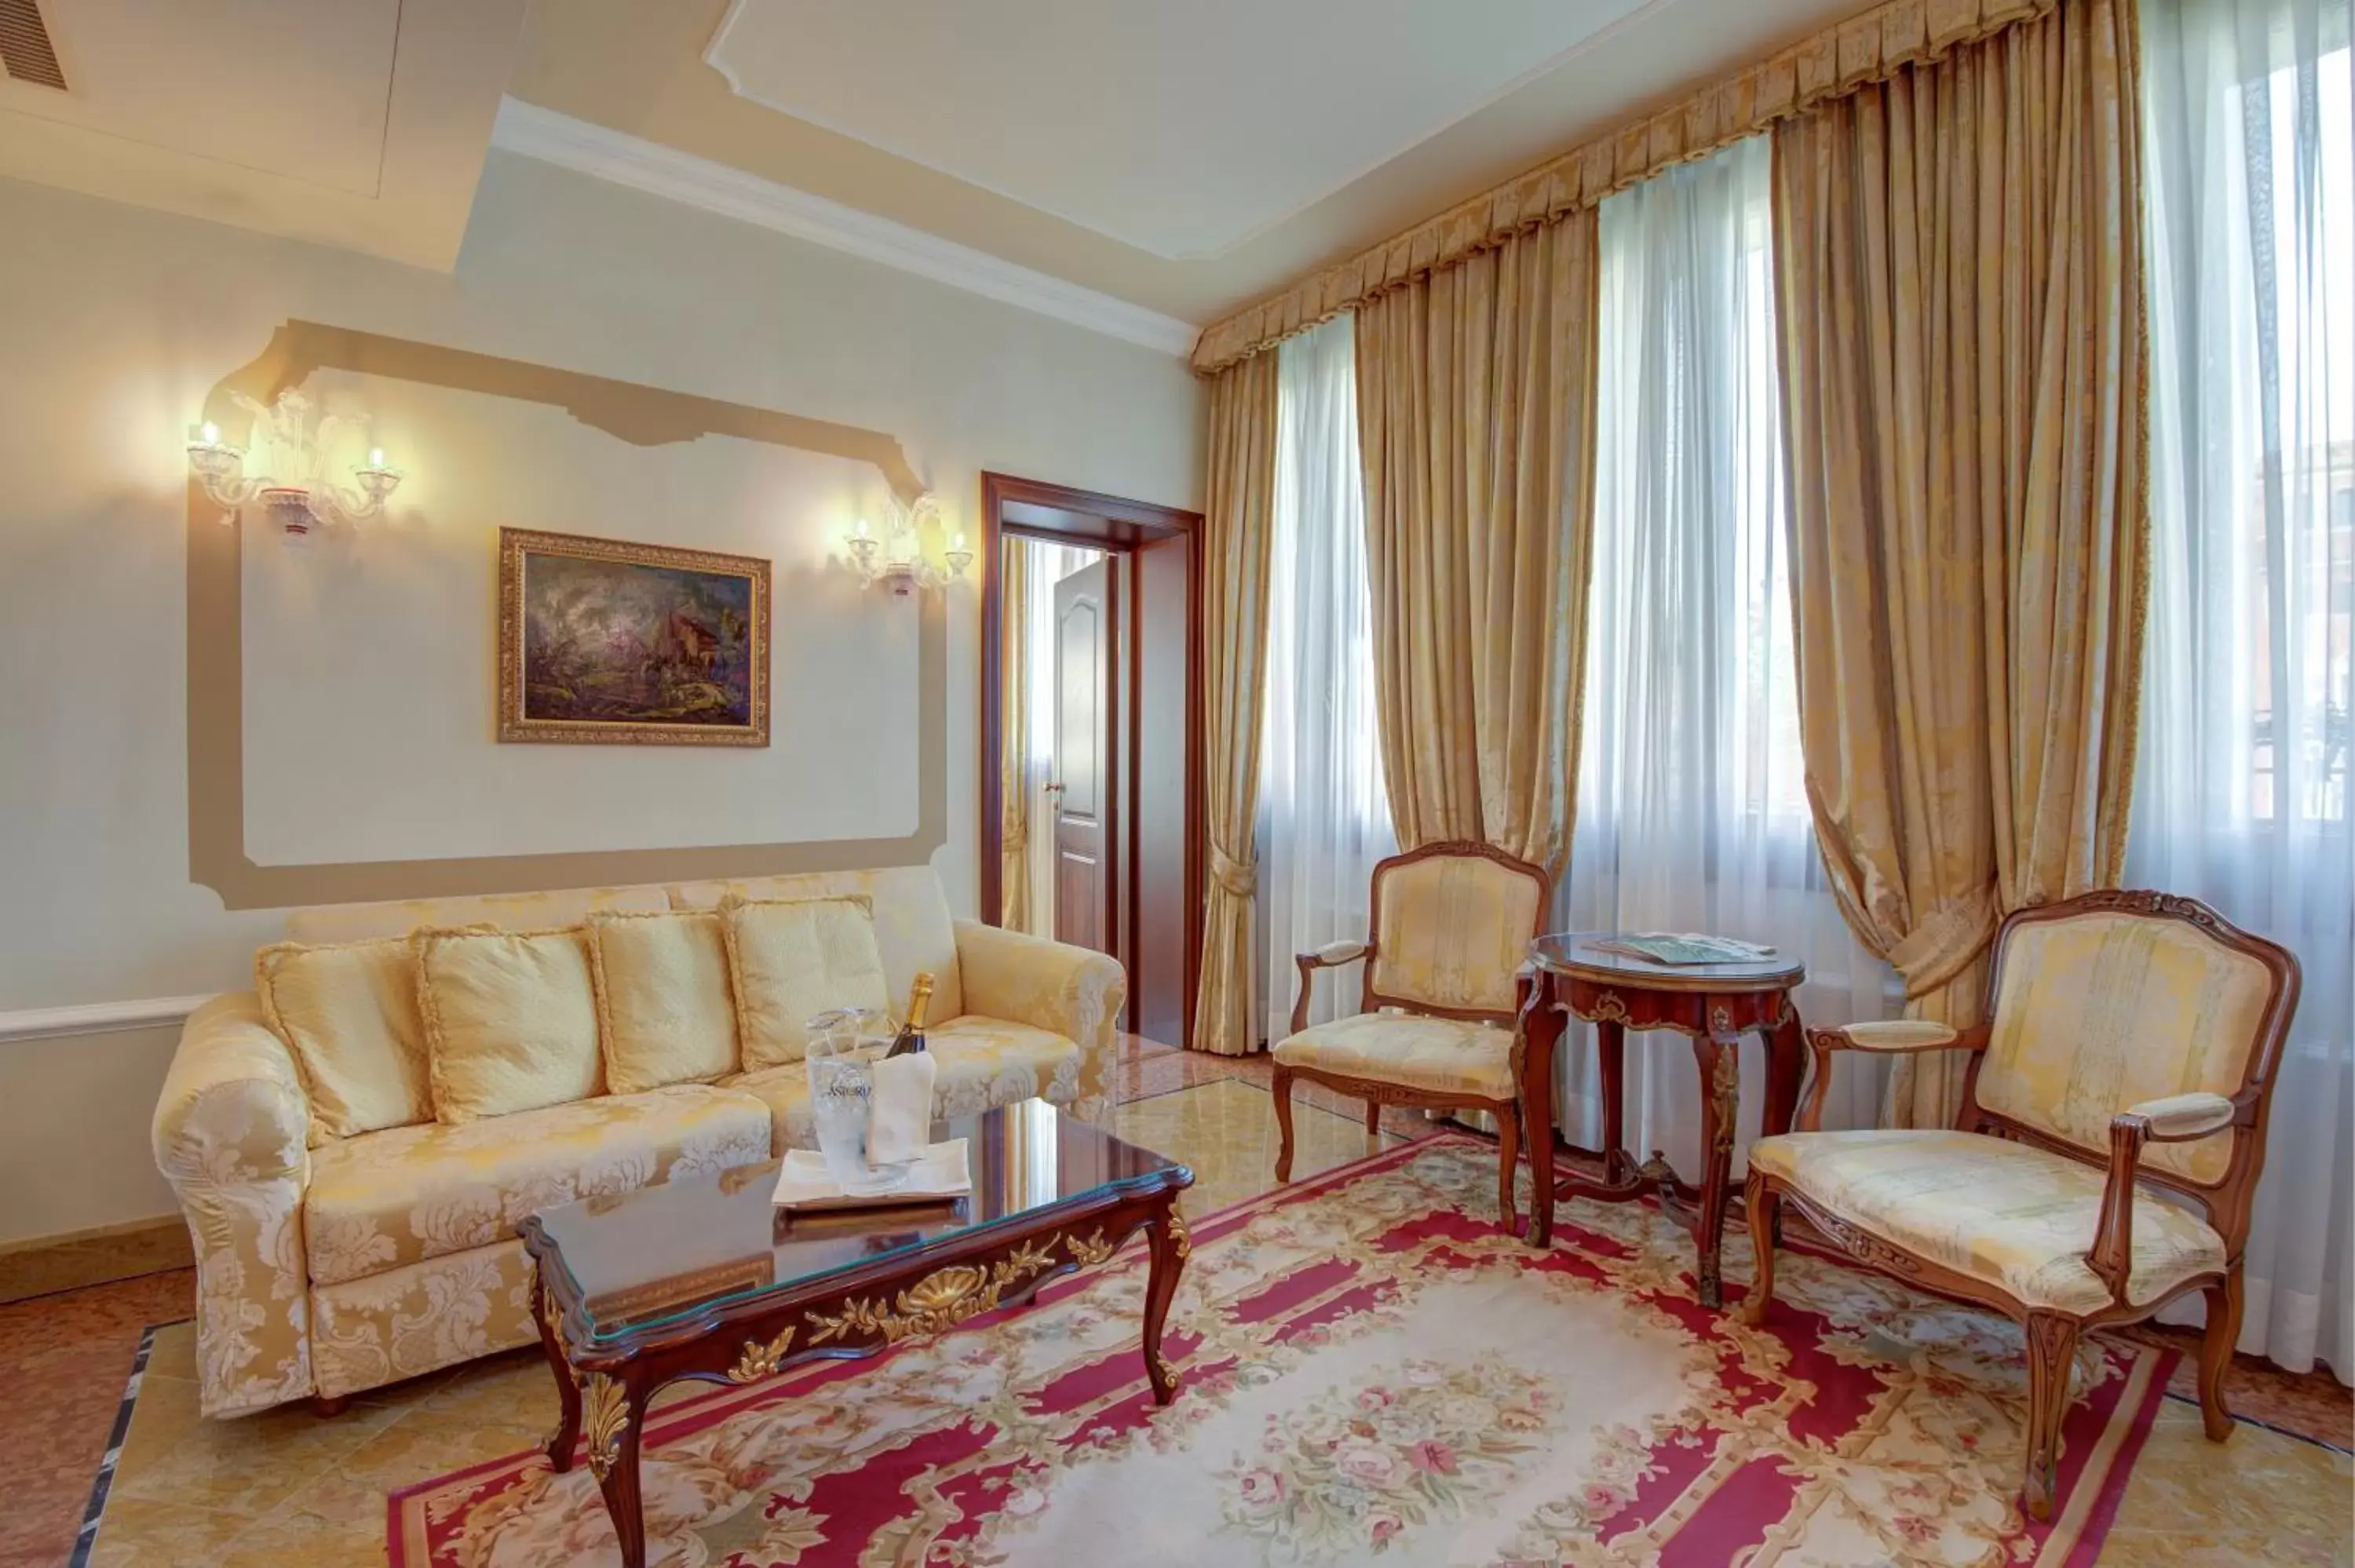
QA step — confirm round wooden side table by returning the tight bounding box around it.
[1517,932,1807,1307]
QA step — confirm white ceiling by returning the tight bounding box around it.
[512,0,1868,326]
[2,0,397,197]
[0,0,529,270]
[703,0,1659,260]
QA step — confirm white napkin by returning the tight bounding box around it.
[867,1051,937,1168]
[772,1138,971,1210]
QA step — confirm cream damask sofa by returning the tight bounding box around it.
[152,866,1123,1419]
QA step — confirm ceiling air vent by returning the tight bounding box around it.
[0,0,65,91]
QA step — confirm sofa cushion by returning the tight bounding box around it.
[674,867,966,1022]
[724,1014,1083,1151]
[929,1016,1085,1118]
[254,935,433,1143]
[417,926,604,1122]
[284,884,671,944]
[725,1063,817,1151]
[721,895,892,1070]
[301,1085,772,1286]
[586,910,739,1095]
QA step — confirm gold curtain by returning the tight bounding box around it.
[1772,0,2148,1125]
[1191,353,1281,1055]
[998,535,1033,934]
[1353,212,1601,878]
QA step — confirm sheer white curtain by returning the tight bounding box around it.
[2137,0,2353,1380]
[1555,134,1894,1176]
[1257,314,1396,1044]
[1016,538,1105,939]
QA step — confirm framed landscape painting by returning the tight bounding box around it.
[498,527,771,746]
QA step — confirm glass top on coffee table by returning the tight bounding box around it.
[520,1099,1189,1348]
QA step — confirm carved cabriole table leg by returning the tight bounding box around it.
[1141,1201,1190,1405]
[1690,1018,1740,1309]
[533,1267,582,1472]
[1516,978,1564,1247]
[584,1369,650,1568]
[1595,1014,1628,1183]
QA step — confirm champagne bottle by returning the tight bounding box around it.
[883,972,934,1058]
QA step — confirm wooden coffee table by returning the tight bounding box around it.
[517,1099,1193,1568]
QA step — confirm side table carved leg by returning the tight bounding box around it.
[1517,978,1562,1248]
[1596,1016,1627,1184]
[1141,1202,1190,1406]
[1762,1005,1805,1246]
[584,1370,650,1568]
[1690,1030,1740,1309]
[1762,1003,1806,1138]
[532,1271,581,1471]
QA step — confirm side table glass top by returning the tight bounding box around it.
[1528,931,1806,990]
[526,1100,1188,1347]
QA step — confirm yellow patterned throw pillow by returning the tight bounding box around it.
[415,925,604,1122]
[586,909,739,1095]
[255,936,433,1144]
[721,894,890,1070]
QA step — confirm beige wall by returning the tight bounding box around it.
[0,151,1205,1242]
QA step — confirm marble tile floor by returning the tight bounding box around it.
[5,1039,2348,1565]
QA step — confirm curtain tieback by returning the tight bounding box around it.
[1208,844,1258,900]
[1889,884,2001,1000]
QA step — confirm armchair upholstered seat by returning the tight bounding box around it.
[1742,891,2300,1522]
[1271,841,1550,1234]
[1745,1129,2226,1315]
[1273,1012,1518,1100]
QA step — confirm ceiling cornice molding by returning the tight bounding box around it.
[490,98,1199,359]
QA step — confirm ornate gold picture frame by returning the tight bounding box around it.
[498,527,772,746]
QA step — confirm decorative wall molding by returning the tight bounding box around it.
[188,320,952,910]
[489,98,1201,360]
[0,994,206,1046]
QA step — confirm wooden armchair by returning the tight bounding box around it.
[1741,890,2301,1521]
[1270,841,1552,1234]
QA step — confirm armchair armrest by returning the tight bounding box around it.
[151,993,316,1417]
[1798,1019,1992,1130]
[1290,939,1374,1037]
[953,919,1127,1118]
[2087,1090,2246,1300]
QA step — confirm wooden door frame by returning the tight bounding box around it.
[977,472,1204,1048]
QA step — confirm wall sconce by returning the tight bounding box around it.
[846,493,972,596]
[186,388,403,541]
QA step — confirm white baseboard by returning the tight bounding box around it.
[0,994,209,1045]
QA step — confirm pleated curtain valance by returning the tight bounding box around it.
[1188,0,2058,375]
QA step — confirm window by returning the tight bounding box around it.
[1256,314,1395,1038]
[2134,0,2352,1378]
[1559,133,1892,1169]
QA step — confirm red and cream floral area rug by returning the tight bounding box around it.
[389,1136,2169,1567]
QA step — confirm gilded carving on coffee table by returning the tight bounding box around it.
[727,1326,798,1384]
[582,1374,630,1483]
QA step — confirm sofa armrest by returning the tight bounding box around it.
[952,920,1128,1118]
[152,992,316,1416]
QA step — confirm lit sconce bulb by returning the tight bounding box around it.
[200,421,221,447]
[368,447,386,469]
[855,518,870,538]
[952,532,966,549]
